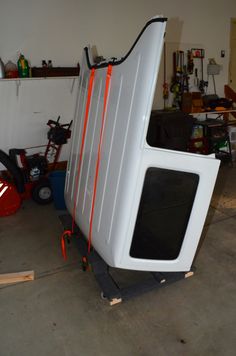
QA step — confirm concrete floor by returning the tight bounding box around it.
[0,165,236,356]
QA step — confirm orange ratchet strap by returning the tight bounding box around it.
[60,230,72,260]
[88,64,113,253]
[60,68,96,260]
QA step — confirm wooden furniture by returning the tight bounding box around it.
[225,85,236,119]
[31,66,80,78]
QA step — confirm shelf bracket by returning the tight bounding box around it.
[70,78,76,94]
[15,79,21,97]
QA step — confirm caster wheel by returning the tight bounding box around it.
[101,292,107,300]
[32,179,53,205]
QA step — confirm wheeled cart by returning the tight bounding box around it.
[60,214,194,305]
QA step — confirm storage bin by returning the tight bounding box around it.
[228,126,236,142]
[49,170,66,210]
[228,126,236,159]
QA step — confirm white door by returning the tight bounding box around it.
[229,18,236,91]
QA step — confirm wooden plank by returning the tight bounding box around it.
[184,271,194,279]
[0,270,35,285]
[109,298,122,306]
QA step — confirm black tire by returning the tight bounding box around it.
[32,180,53,205]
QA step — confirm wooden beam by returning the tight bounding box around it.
[0,270,35,285]
[225,85,236,103]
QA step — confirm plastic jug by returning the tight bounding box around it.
[5,61,18,78]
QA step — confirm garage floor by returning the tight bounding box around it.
[0,165,236,356]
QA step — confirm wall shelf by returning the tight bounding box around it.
[0,76,78,82]
[0,76,78,97]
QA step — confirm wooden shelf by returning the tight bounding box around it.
[32,66,80,78]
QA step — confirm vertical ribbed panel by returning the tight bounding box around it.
[65,18,220,272]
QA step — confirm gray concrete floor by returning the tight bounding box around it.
[0,165,236,356]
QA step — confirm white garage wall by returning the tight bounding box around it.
[0,1,235,67]
[0,77,78,169]
[0,0,235,162]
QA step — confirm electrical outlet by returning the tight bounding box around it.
[221,50,225,58]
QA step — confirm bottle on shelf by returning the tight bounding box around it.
[5,61,18,78]
[42,60,47,68]
[17,54,29,78]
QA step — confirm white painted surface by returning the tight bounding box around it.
[65,18,220,272]
[0,0,235,108]
[0,77,78,170]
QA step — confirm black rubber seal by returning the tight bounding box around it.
[84,17,167,70]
